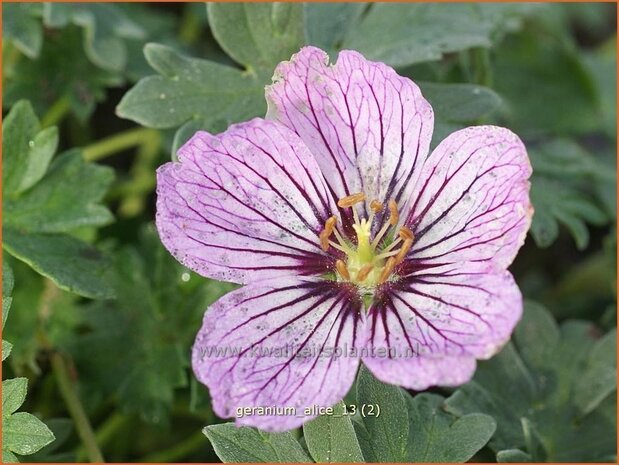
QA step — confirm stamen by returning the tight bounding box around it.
[329,240,351,254]
[336,260,350,280]
[399,226,414,241]
[333,228,348,247]
[337,192,366,208]
[356,264,374,282]
[378,257,397,284]
[324,216,337,235]
[319,216,338,251]
[371,221,392,249]
[388,199,399,225]
[394,239,413,264]
[319,230,330,251]
[370,200,383,213]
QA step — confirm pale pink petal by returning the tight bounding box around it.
[364,354,477,391]
[404,126,533,269]
[266,46,433,225]
[192,277,365,432]
[362,264,522,389]
[156,118,339,285]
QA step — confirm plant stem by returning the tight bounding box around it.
[139,430,207,463]
[82,128,158,162]
[37,280,105,463]
[41,96,71,128]
[50,351,105,463]
[76,412,128,462]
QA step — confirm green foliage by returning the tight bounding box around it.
[529,139,613,249]
[2,3,43,59]
[493,29,601,138]
[3,28,123,122]
[446,302,617,462]
[2,378,55,462]
[66,226,236,423]
[42,3,145,72]
[406,394,496,462]
[207,368,497,463]
[116,43,266,132]
[303,3,365,53]
[303,401,364,463]
[418,82,503,145]
[207,3,305,71]
[353,366,409,462]
[2,101,115,298]
[2,271,56,463]
[203,424,312,463]
[343,3,538,66]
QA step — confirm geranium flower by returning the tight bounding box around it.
[156,46,532,432]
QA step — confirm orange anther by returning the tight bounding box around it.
[336,260,350,280]
[324,215,337,236]
[388,199,399,225]
[378,257,397,284]
[370,200,383,213]
[356,264,374,283]
[398,226,414,241]
[337,192,366,208]
[319,230,330,251]
[394,239,413,264]
[319,216,337,251]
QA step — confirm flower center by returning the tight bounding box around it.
[319,192,414,289]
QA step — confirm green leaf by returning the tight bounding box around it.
[204,423,312,463]
[2,261,14,328]
[2,341,13,362]
[117,43,266,131]
[3,412,55,457]
[207,3,304,71]
[3,3,43,59]
[303,3,366,53]
[43,3,144,72]
[529,139,612,249]
[67,226,236,423]
[3,228,115,300]
[2,378,55,459]
[5,150,114,234]
[407,393,496,462]
[445,302,617,462]
[419,82,502,123]
[2,100,58,197]
[496,449,532,462]
[3,27,123,122]
[28,418,75,462]
[343,3,537,67]
[303,401,364,462]
[573,329,617,415]
[493,31,600,137]
[353,365,409,462]
[418,82,502,145]
[2,378,28,415]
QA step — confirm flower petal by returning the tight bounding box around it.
[156,118,338,285]
[362,265,521,389]
[363,354,476,391]
[404,126,532,268]
[192,277,365,432]
[266,46,433,224]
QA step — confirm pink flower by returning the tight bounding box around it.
[156,46,532,431]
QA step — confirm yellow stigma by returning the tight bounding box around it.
[320,193,414,288]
